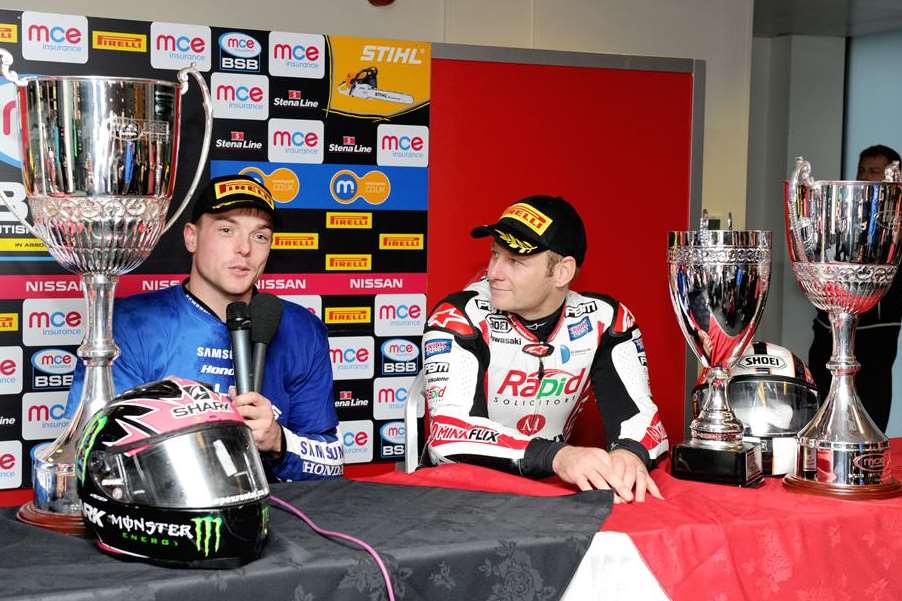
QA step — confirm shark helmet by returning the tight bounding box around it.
[76,376,270,567]
[692,342,820,475]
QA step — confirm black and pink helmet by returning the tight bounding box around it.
[76,376,270,567]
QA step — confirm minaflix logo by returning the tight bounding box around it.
[192,515,222,557]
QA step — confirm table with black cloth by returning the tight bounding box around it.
[0,479,610,601]
[361,439,902,600]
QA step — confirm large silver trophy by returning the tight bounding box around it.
[0,50,213,532]
[668,215,771,486]
[784,157,902,498]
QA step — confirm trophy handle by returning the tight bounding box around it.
[161,64,213,234]
[0,48,25,87]
[885,160,901,182]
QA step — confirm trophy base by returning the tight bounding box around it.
[671,440,764,487]
[17,502,86,536]
[783,474,902,500]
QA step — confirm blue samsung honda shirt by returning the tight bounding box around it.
[67,283,343,481]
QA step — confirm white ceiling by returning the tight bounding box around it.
[754,0,902,37]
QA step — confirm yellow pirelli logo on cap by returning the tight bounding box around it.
[326,212,372,229]
[0,313,17,331]
[501,203,552,235]
[325,254,372,271]
[272,233,318,250]
[0,238,47,252]
[324,307,371,324]
[379,233,423,250]
[0,24,17,44]
[213,180,274,208]
[92,31,147,52]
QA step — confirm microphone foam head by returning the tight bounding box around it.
[226,301,251,330]
[250,293,284,344]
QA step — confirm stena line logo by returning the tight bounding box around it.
[329,336,374,381]
[268,118,323,164]
[0,440,22,489]
[212,73,269,120]
[22,12,88,64]
[269,32,325,79]
[377,124,429,167]
[23,298,86,346]
[150,22,211,71]
[22,391,69,440]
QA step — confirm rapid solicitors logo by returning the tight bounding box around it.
[376,124,429,167]
[22,391,69,440]
[150,22,211,71]
[22,12,88,64]
[0,440,21,489]
[23,298,86,346]
[374,293,426,337]
[0,346,22,395]
[269,32,325,79]
[278,294,322,319]
[339,419,373,464]
[211,73,269,120]
[328,336,374,380]
[372,376,418,420]
[268,118,324,164]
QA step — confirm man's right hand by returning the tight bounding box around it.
[551,444,661,503]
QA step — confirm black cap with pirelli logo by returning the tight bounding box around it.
[471,195,587,266]
[191,175,280,228]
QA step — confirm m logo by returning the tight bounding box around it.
[192,515,222,557]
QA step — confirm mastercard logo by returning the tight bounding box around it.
[238,166,300,204]
[329,169,390,206]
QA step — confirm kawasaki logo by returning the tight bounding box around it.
[192,515,222,557]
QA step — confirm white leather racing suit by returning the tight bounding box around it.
[422,278,669,477]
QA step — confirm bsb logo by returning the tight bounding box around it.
[377,124,429,168]
[22,12,88,64]
[374,294,426,337]
[211,73,269,120]
[150,22,211,71]
[23,298,85,346]
[380,421,406,459]
[219,31,260,72]
[328,336,374,381]
[268,118,324,164]
[0,346,22,395]
[372,376,418,420]
[339,419,373,464]
[0,440,21,489]
[269,32,325,79]
[380,338,420,376]
[31,348,76,389]
[22,391,69,440]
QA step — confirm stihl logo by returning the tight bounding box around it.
[497,368,586,398]
[360,45,424,64]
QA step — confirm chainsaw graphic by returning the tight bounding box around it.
[338,67,413,105]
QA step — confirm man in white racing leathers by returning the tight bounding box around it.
[422,196,669,502]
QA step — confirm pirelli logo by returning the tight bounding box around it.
[0,24,17,44]
[324,307,371,324]
[326,212,372,229]
[213,180,274,208]
[379,233,423,250]
[272,233,318,250]
[0,313,17,331]
[501,203,552,235]
[0,238,48,252]
[92,31,147,52]
[325,254,372,271]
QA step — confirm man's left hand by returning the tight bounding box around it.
[230,387,282,453]
[609,448,663,503]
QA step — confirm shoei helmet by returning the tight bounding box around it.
[692,342,820,475]
[76,376,270,567]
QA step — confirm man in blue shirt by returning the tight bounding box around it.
[67,175,342,481]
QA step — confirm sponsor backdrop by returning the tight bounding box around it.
[0,9,429,489]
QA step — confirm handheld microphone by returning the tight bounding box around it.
[226,301,253,395]
[250,293,284,392]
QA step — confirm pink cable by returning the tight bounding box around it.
[269,495,396,601]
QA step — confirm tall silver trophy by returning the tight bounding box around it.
[0,50,213,532]
[784,157,902,498]
[668,216,771,486]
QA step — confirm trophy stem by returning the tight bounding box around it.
[18,273,120,533]
[691,367,745,446]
